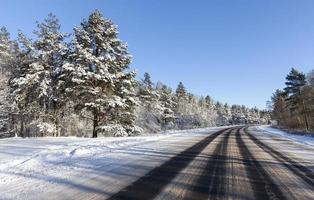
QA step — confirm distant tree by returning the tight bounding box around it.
[271,90,288,126]
[175,82,189,116]
[143,72,153,89]
[156,83,176,128]
[138,72,157,110]
[0,27,18,72]
[308,70,314,86]
[204,95,214,109]
[176,81,187,99]
[284,68,309,131]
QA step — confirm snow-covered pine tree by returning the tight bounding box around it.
[110,70,141,136]
[176,82,187,99]
[135,73,161,132]
[0,27,17,71]
[215,101,227,125]
[0,73,11,137]
[9,32,34,137]
[198,96,217,127]
[223,103,231,123]
[63,10,137,137]
[0,27,18,137]
[175,81,189,115]
[34,13,69,136]
[204,95,215,110]
[10,14,68,136]
[143,72,153,90]
[156,82,176,129]
[138,72,157,110]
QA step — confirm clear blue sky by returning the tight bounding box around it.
[1,0,314,109]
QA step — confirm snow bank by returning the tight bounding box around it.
[257,125,314,148]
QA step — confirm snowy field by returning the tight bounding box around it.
[0,127,226,200]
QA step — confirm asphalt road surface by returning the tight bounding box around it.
[106,126,314,200]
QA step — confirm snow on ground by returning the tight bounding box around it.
[0,126,226,200]
[252,125,314,173]
[257,125,314,148]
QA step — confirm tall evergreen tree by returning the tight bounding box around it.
[9,32,35,137]
[204,95,214,109]
[0,27,17,137]
[0,27,17,71]
[176,81,187,99]
[156,83,176,128]
[175,81,189,116]
[10,14,68,136]
[138,72,157,110]
[63,10,136,137]
[143,72,153,90]
[284,68,309,131]
[272,90,288,126]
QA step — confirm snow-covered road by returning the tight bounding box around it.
[0,126,313,200]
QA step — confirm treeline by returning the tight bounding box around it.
[0,10,269,138]
[136,73,270,133]
[270,68,314,133]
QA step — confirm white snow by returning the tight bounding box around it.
[257,125,314,148]
[0,126,226,200]
[252,125,314,172]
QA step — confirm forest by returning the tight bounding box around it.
[0,10,270,138]
[270,68,314,134]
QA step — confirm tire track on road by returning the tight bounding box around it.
[236,128,287,200]
[244,127,314,188]
[183,128,232,200]
[106,128,231,200]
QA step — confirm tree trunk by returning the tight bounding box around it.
[92,108,98,138]
[20,118,24,138]
[302,100,309,132]
[55,117,60,137]
[53,106,60,137]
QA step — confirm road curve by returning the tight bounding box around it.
[107,126,314,200]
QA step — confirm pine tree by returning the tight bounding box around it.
[0,27,17,71]
[111,71,140,135]
[10,14,69,136]
[176,81,187,99]
[284,68,309,131]
[204,95,214,109]
[143,72,153,90]
[138,72,157,110]
[175,81,189,116]
[156,83,176,128]
[0,27,18,137]
[34,13,69,136]
[214,101,228,125]
[135,72,161,132]
[9,32,35,137]
[271,90,288,126]
[63,10,136,137]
